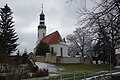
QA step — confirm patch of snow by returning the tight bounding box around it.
[49,73,58,76]
[115,66,120,68]
[35,62,57,73]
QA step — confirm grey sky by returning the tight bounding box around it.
[0,0,96,54]
[0,0,81,53]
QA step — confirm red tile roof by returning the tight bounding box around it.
[41,31,62,44]
[116,54,120,59]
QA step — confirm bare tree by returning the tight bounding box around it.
[67,27,93,57]
[67,0,120,65]
[74,0,120,65]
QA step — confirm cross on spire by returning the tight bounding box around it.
[38,3,46,29]
[41,4,43,13]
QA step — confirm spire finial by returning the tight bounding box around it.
[41,4,43,13]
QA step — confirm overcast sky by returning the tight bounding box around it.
[0,0,94,54]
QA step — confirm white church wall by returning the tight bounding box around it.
[50,44,58,55]
[59,43,69,57]
[50,43,69,57]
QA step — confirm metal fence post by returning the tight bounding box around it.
[84,73,86,80]
[60,74,62,80]
[92,72,94,79]
[74,74,75,80]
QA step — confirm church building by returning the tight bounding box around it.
[32,6,92,64]
[35,6,69,58]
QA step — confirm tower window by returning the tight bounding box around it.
[43,33,45,37]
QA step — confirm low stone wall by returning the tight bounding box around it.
[35,53,91,64]
[45,54,56,63]
[61,57,80,63]
[36,56,45,62]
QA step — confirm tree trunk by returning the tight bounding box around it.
[96,59,98,64]
[111,49,116,66]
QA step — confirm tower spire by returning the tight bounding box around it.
[37,4,46,44]
[41,4,43,13]
[38,4,46,29]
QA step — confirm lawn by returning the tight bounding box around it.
[48,63,110,80]
[56,63,109,73]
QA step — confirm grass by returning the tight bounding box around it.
[48,63,109,80]
[56,63,109,73]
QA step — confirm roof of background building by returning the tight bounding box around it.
[116,54,120,59]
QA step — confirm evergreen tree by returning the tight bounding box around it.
[16,50,20,56]
[36,42,50,56]
[22,49,28,63]
[0,4,18,59]
[16,50,21,62]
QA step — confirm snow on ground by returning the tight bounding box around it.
[115,66,120,68]
[35,62,58,73]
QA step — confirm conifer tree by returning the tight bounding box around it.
[36,42,50,56]
[22,49,28,63]
[0,4,19,59]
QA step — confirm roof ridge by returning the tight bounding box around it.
[45,30,58,37]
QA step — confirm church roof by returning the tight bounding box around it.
[41,31,62,44]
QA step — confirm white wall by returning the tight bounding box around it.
[50,42,69,57]
[37,28,46,44]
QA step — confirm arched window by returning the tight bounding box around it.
[51,47,54,53]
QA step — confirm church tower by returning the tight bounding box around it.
[37,5,46,44]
